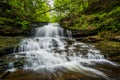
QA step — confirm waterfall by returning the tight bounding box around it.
[14,23,118,79]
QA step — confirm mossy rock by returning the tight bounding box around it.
[0,36,24,56]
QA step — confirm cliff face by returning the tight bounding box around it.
[61,0,120,31]
[60,0,120,62]
[0,2,28,56]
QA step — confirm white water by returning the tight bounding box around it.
[14,23,118,79]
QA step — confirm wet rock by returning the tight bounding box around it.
[0,71,11,79]
[0,59,8,72]
[110,56,120,62]
[110,36,120,42]
[76,36,103,42]
[94,43,120,62]
[30,22,48,27]
[85,36,103,42]
[72,30,98,38]
[0,47,14,57]
[0,36,24,57]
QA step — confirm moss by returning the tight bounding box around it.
[96,40,120,51]
[61,0,120,62]
[0,36,24,49]
[0,2,35,36]
[61,0,120,32]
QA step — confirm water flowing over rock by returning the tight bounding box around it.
[8,23,119,79]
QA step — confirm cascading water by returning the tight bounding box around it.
[13,23,119,79]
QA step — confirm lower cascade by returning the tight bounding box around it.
[12,23,119,79]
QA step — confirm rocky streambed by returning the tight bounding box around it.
[0,29,120,80]
[72,30,120,63]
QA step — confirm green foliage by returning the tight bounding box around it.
[61,0,120,32]
[18,20,30,30]
[108,7,120,16]
[1,0,120,33]
[53,0,100,22]
[0,17,14,22]
[5,0,51,22]
[0,0,52,33]
[34,1,50,22]
[53,0,90,22]
[99,13,107,19]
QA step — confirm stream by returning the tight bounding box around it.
[0,23,120,80]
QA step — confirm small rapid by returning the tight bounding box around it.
[13,23,119,79]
